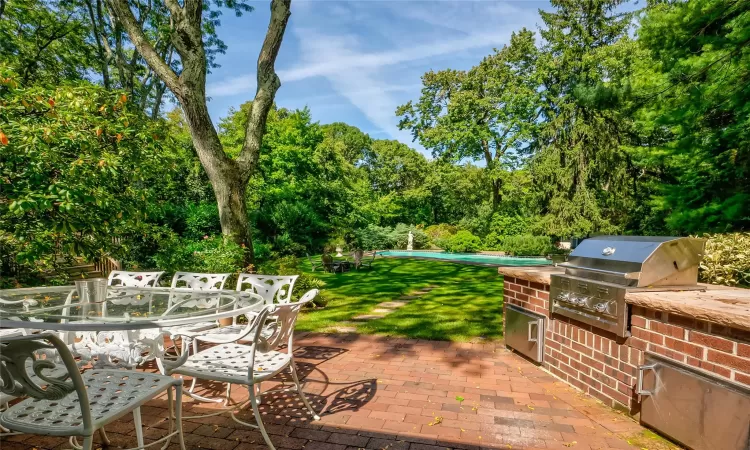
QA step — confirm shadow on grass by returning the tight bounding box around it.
[298,257,505,341]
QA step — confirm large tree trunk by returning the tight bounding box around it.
[108,0,292,267]
[492,178,502,210]
[212,172,254,264]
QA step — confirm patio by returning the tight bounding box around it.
[3,333,652,450]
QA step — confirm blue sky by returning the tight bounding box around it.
[204,1,549,155]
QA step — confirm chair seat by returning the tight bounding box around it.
[165,321,218,337]
[194,321,274,344]
[0,370,175,436]
[171,343,290,385]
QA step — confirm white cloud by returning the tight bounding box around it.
[207,1,543,149]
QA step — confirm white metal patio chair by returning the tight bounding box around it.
[161,291,320,450]
[163,271,231,336]
[0,332,186,450]
[187,287,313,403]
[191,274,299,345]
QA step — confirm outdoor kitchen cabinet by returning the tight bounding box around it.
[637,353,750,450]
[505,304,545,364]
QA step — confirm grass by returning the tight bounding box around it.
[296,256,504,341]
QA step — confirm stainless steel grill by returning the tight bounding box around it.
[550,236,706,337]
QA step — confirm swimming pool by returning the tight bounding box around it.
[377,250,550,266]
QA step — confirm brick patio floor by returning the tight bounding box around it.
[3,333,656,450]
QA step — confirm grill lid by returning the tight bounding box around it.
[561,236,706,287]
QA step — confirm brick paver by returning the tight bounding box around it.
[3,333,658,450]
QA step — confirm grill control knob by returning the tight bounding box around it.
[594,303,608,313]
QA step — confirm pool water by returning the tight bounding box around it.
[378,250,550,266]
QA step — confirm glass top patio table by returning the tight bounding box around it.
[0,286,264,332]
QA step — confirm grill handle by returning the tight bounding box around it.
[636,363,657,396]
[559,263,640,279]
[528,321,538,343]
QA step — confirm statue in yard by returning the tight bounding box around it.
[407,231,414,251]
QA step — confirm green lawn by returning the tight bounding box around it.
[296,257,504,341]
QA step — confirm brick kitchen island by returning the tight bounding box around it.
[499,266,750,412]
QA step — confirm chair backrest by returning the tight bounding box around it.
[259,289,318,352]
[107,270,164,287]
[170,272,229,290]
[236,274,298,304]
[0,333,92,433]
[353,250,364,266]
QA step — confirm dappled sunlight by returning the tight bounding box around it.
[297,257,504,341]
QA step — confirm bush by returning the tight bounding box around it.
[353,224,394,250]
[153,235,245,275]
[424,224,457,242]
[184,202,221,240]
[440,230,482,253]
[390,223,429,250]
[487,235,553,256]
[699,233,750,287]
[488,214,528,237]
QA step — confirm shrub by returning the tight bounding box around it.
[488,235,553,256]
[184,202,221,240]
[390,223,429,250]
[440,230,482,253]
[424,224,457,242]
[353,224,394,250]
[153,235,245,275]
[488,214,528,237]
[699,233,750,287]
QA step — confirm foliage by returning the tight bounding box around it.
[485,234,554,256]
[0,68,179,279]
[424,224,457,242]
[397,30,540,208]
[488,214,529,237]
[256,256,326,307]
[530,0,636,237]
[183,203,221,240]
[699,233,750,287]
[628,0,750,233]
[0,0,95,85]
[390,224,429,250]
[152,235,245,275]
[353,225,393,250]
[439,230,482,253]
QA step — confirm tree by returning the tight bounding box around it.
[627,0,750,233]
[0,68,180,281]
[397,29,540,209]
[0,0,95,85]
[530,0,636,237]
[321,122,372,165]
[107,0,292,263]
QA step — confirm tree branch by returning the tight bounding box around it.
[236,0,291,177]
[106,0,182,96]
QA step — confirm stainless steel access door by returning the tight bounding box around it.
[505,304,544,363]
[638,352,750,450]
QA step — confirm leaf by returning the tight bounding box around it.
[48,98,55,107]
[0,131,8,145]
[120,94,127,103]
[116,133,123,142]
[96,127,102,137]
[455,395,464,403]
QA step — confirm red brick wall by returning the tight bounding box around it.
[502,276,750,412]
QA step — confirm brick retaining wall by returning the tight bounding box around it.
[503,276,750,412]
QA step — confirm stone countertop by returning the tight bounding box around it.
[497,265,563,285]
[498,266,750,332]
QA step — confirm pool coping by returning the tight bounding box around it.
[377,250,553,268]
